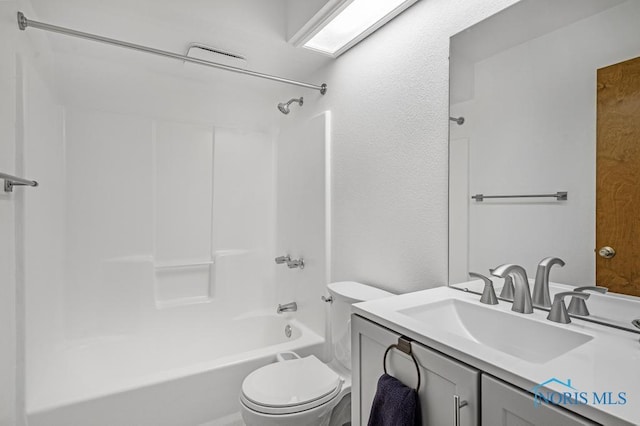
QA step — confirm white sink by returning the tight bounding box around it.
[398,299,593,364]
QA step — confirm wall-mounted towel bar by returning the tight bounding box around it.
[383,336,421,391]
[449,116,465,125]
[471,191,567,202]
[1,172,38,193]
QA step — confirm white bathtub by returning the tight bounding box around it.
[27,313,324,426]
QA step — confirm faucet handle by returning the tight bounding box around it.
[567,286,607,316]
[287,258,305,269]
[574,285,608,294]
[469,272,498,305]
[547,291,590,324]
[275,255,290,264]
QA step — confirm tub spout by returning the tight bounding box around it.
[277,302,297,314]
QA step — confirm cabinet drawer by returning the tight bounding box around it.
[482,375,600,426]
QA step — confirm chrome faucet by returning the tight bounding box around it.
[491,264,533,314]
[275,255,291,264]
[277,302,297,314]
[548,292,589,324]
[490,268,514,299]
[532,257,565,308]
[567,286,608,316]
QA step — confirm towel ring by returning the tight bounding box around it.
[382,336,421,392]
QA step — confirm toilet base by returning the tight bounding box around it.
[328,394,351,426]
[240,394,350,426]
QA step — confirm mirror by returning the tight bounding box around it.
[448,0,640,326]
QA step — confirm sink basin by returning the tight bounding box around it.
[398,299,593,364]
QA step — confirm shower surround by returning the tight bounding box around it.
[11,9,332,423]
[22,97,330,424]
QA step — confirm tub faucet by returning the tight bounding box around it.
[275,255,290,264]
[532,257,565,308]
[277,302,297,314]
[491,264,533,314]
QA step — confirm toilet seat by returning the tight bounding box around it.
[240,355,344,415]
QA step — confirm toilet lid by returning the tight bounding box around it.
[241,355,343,414]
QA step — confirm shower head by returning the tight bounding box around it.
[278,97,303,114]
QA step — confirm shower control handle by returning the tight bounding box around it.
[275,255,290,264]
[287,258,304,269]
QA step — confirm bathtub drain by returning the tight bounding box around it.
[285,324,292,338]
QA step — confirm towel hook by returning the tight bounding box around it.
[382,336,421,391]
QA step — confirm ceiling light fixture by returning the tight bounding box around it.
[298,0,418,58]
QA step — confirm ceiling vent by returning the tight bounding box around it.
[184,44,247,69]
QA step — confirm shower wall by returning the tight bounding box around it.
[2,2,64,423]
[4,2,332,421]
[24,105,278,400]
[61,109,276,339]
[16,31,291,413]
[276,111,330,341]
[22,50,66,414]
[0,4,21,423]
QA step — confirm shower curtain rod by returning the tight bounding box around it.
[17,12,328,95]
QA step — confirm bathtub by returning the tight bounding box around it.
[27,313,324,426]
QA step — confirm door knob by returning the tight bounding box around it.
[598,246,616,259]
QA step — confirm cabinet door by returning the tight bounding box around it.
[482,376,600,426]
[352,315,480,426]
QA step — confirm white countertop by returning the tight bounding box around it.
[353,286,640,426]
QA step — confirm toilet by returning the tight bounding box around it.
[239,281,393,426]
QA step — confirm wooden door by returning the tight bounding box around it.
[596,56,640,296]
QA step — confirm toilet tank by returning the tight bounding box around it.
[327,281,393,371]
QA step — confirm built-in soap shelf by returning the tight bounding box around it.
[154,258,215,308]
[102,251,254,309]
[154,259,214,270]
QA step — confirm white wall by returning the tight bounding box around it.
[295,0,519,294]
[450,1,640,286]
[0,5,19,425]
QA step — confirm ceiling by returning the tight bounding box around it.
[27,0,333,87]
[449,0,628,104]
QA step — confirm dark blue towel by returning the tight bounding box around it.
[368,373,422,426]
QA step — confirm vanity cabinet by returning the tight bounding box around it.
[351,315,480,426]
[482,376,599,426]
[352,315,600,426]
